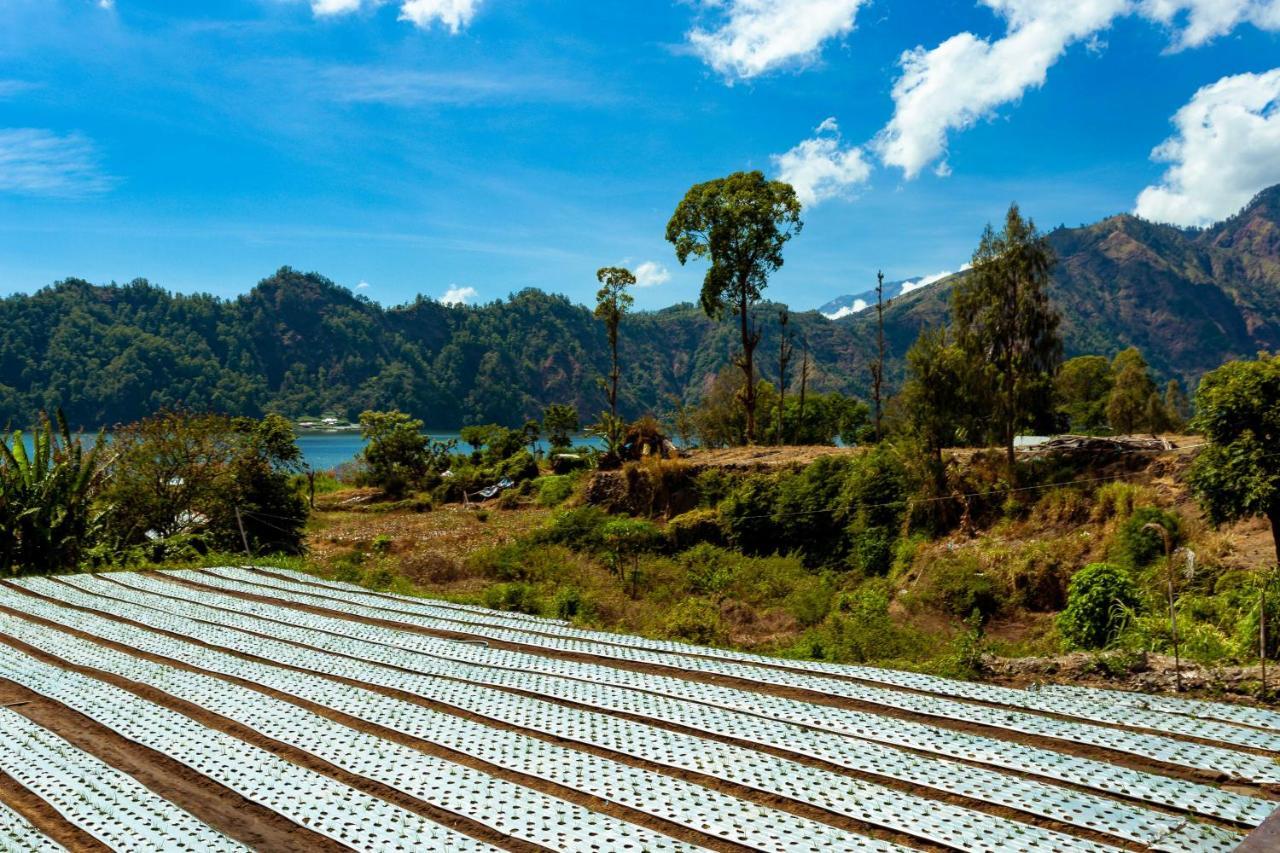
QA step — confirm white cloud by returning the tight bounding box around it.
[823,299,868,320]
[876,0,1128,179]
[0,129,115,197]
[1140,0,1280,49]
[1135,68,1280,227]
[303,0,481,31]
[772,117,872,207]
[900,263,970,294]
[688,0,867,80]
[441,284,478,305]
[876,0,1280,179]
[312,0,366,14]
[399,0,482,32]
[633,261,671,288]
[356,280,371,289]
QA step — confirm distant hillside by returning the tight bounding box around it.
[2,186,1278,429]
[817,277,923,319]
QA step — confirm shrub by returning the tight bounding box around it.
[1031,487,1091,526]
[798,579,923,663]
[678,543,734,595]
[1091,481,1153,523]
[773,456,858,563]
[1058,562,1141,650]
[536,506,610,552]
[482,582,543,615]
[666,508,723,550]
[718,474,781,554]
[849,526,895,576]
[784,577,835,627]
[694,468,738,508]
[553,586,592,622]
[663,598,726,645]
[921,553,1001,619]
[536,475,577,508]
[1114,506,1181,568]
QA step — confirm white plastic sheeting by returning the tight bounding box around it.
[0,708,245,852]
[220,566,1280,742]
[0,797,66,853]
[0,613,702,853]
[0,634,496,853]
[15,576,1262,850]
[0,587,1096,853]
[79,570,1280,799]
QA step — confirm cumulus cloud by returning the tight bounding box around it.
[900,263,970,294]
[772,117,872,207]
[1135,68,1280,227]
[1140,0,1280,49]
[0,128,115,197]
[876,0,1280,179]
[356,280,371,289]
[876,0,1127,178]
[441,284,478,305]
[304,0,482,31]
[633,261,671,288]
[688,0,867,80]
[823,299,868,320]
[399,0,482,32]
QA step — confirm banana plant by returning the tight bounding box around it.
[0,410,103,576]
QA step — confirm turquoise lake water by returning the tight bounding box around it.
[17,430,604,472]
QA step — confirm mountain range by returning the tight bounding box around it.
[1,186,1278,429]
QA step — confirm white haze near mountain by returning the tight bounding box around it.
[819,264,969,319]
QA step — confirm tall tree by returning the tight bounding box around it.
[1056,355,1113,433]
[593,266,635,422]
[776,310,794,446]
[1187,353,1280,564]
[1107,347,1157,434]
[542,403,579,450]
[871,270,889,442]
[797,338,811,445]
[666,170,803,444]
[953,203,1062,475]
[898,327,972,465]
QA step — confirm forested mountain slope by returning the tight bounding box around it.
[2,186,1278,428]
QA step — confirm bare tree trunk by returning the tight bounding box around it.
[797,344,810,445]
[1271,513,1280,566]
[777,311,792,447]
[738,290,760,444]
[872,270,887,442]
[609,328,619,421]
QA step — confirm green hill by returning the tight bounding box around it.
[2,186,1279,429]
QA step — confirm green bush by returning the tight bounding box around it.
[1114,506,1181,568]
[773,456,857,564]
[694,468,739,508]
[784,577,835,627]
[663,598,725,645]
[678,543,734,595]
[552,586,592,622]
[796,578,923,663]
[1058,562,1141,650]
[536,506,610,552]
[849,525,895,576]
[482,582,543,615]
[666,508,724,550]
[537,475,577,508]
[718,475,780,554]
[922,553,1001,619]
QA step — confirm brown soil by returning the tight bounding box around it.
[681,445,862,471]
[0,673,339,852]
[0,762,108,852]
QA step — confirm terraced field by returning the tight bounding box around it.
[0,567,1276,851]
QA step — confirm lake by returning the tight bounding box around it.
[295,431,605,471]
[15,430,605,472]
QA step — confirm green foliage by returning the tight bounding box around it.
[896,326,975,455]
[794,578,925,664]
[1114,506,1181,568]
[666,508,724,550]
[594,267,635,420]
[542,403,579,450]
[1187,352,1280,563]
[841,447,909,574]
[358,410,446,497]
[1058,562,1141,650]
[920,553,1001,619]
[662,598,726,645]
[667,170,803,443]
[536,506,610,552]
[1107,348,1159,434]
[1056,355,1113,433]
[601,517,663,596]
[952,203,1062,466]
[483,582,543,615]
[459,424,524,463]
[98,411,307,558]
[536,474,577,508]
[0,410,102,576]
[717,474,781,554]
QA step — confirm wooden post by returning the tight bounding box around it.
[234,506,252,560]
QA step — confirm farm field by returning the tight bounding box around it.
[0,567,1276,851]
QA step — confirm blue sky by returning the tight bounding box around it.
[1,0,1278,312]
